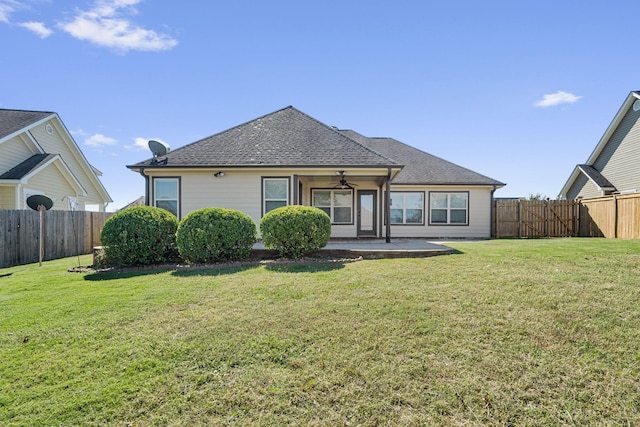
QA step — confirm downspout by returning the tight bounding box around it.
[138,168,150,206]
[385,167,392,243]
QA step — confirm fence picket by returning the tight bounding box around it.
[1,210,111,268]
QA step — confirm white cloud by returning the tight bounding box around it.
[132,137,149,150]
[18,21,52,38]
[0,0,22,23]
[534,91,583,108]
[58,0,178,53]
[130,137,167,151]
[85,133,117,147]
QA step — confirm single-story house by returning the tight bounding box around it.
[127,106,505,239]
[0,109,112,211]
[560,91,640,199]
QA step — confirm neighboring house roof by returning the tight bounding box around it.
[559,90,640,198]
[0,153,57,179]
[119,196,145,211]
[576,164,616,192]
[0,109,54,140]
[340,130,505,186]
[128,106,400,169]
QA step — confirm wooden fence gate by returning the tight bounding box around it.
[493,200,579,238]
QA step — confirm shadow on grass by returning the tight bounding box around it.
[84,269,173,281]
[263,262,346,273]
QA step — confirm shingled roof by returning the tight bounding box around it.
[128,106,399,169]
[0,109,53,140]
[577,164,616,191]
[0,154,57,180]
[339,130,505,186]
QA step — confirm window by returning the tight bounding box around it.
[154,178,179,217]
[263,178,289,214]
[390,192,424,224]
[312,189,353,224]
[430,192,468,225]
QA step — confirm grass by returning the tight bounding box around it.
[1,238,640,426]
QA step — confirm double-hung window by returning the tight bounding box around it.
[154,178,179,217]
[312,189,352,224]
[263,178,289,214]
[429,192,468,225]
[390,192,424,224]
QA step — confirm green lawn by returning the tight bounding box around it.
[2,238,640,426]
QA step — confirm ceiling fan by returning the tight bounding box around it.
[334,171,357,189]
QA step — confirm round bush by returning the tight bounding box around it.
[260,206,331,259]
[176,208,257,264]
[100,206,179,267]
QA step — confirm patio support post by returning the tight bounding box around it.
[293,175,299,205]
[385,167,391,243]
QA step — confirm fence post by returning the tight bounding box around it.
[610,196,616,238]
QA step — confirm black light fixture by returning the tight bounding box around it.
[214,171,225,178]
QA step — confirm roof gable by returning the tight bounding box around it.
[0,109,54,142]
[0,109,112,204]
[577,164,616,191]
[559,90,640,198]
[340,130,505,186]
[0,153,87,196]
[129,106,399,169]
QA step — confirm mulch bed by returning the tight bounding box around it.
[69,256,363,274]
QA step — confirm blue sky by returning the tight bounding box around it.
[1,0,639,210]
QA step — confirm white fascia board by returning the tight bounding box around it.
[558,166,581,199]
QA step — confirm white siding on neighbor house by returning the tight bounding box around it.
[567,173,601,200]
[570,106,640,199]
[385,186,494,239]
[21,164,77,210]
[30,122,104,206]
[0,135,38,174]
[0,187,15,209]
[593,107,640,195]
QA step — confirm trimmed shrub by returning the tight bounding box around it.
[260,206,331,259]
[100,206,179,267]
[176,208,257,264]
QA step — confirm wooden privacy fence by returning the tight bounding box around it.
[579,194,640,238]
[493,199,579,238]
[493,194,640,238]
[0,210,111,268]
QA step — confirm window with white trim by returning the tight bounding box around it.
[312,189,353,224]
[154,178,179,217]
[429,192,468,225]
[390,192,424,224]
[263,178,289,214]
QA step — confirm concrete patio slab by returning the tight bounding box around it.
[252,239,455,259]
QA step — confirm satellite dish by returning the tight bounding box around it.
[148,139,170,165]
[27,194,54,211]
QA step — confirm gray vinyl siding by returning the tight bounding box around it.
[567,173,601,199]
[593,107,640,194]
